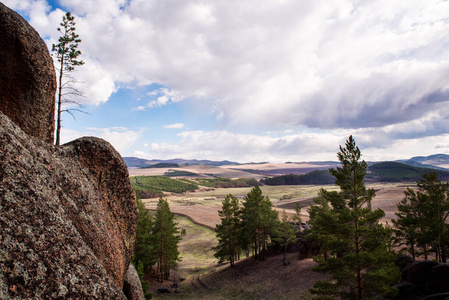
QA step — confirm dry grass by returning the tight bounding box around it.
[142,182,408,227]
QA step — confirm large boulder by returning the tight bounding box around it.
[427,264,449,294]
[0,112,138,299]
[123,264,145,300]
[0,3,56,143]
[406,260,439,290]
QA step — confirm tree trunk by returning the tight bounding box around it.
[55,56,64,145]
[283,246,287,266]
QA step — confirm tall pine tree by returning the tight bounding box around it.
[132,195,154,293]
[151,198,183,283]
[213,194,241,266]
[52,12,85,145]
[309,136,400,299]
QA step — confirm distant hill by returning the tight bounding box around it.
[409,153,449,163]
[367,161,449,182]
[396,160,446,170]
[123,157,241,168]
[407,154,449,166]
[262,161,449,185]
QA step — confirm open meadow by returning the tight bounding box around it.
[141,182,412,229]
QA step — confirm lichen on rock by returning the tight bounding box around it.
[0,112,138,299]
[0,3,56,144]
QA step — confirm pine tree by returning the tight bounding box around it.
[213,194,241,266]
[308,136,400,299]
[132,195,155,270]
[131,195,153,294]
[392,172,449,262]
[151,198,183,283]
[391,190,420,260]
[52,12,85,145]
[240,186,279,261]
[273,210,298,266]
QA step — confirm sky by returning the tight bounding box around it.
[7,0,449,163]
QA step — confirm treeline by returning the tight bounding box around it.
[131,176,198,196]
[214,186,301,267]
[198,177,259,188]
[142,163,180,168]
[163,170,198,177]
[366,161,449,182]
[131,176,259,199]
[261,170,335,185]
[133,196,184,297]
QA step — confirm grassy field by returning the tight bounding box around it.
[142,182,410,231]
[175,215,218,277]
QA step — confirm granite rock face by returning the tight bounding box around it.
[0,3,56,144]
[0,112,138,299]
[123,264,145,300]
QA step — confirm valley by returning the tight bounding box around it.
[140,182,410,298]
[131,155,449,298]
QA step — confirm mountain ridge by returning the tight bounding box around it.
[124,154,449,169]
[124,157,241,168]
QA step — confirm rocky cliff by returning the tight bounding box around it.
[0,3,139,299]
[0,3,56,144]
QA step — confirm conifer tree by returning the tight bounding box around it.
[52,12,85,145]
[213,194,241,266]
[132,195,154,293]
[392,172,449,262]
[133,195,155,270]
[308,136,400,299]
[240,186,279,261]
[273,210,298,266]
[151,198,183,283]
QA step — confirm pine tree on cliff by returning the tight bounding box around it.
[213,194,241,266]
[151,198,183,283]
[52,12,84,145]
[308,136,400,299]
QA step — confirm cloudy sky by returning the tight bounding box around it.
[8,0,449,163]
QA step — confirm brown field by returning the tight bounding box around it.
[128,165,266,179]
[142,182,410,234]
[129,161,340,178]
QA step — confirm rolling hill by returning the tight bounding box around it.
[123,157,241,168]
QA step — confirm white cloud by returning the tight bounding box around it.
[140,130,345,163]
[60,126,143,155]
[134,87,188,110]
[9,0,449,161]
[163,123,185,129]
[136,128,449,163]
[13,0,448,130]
